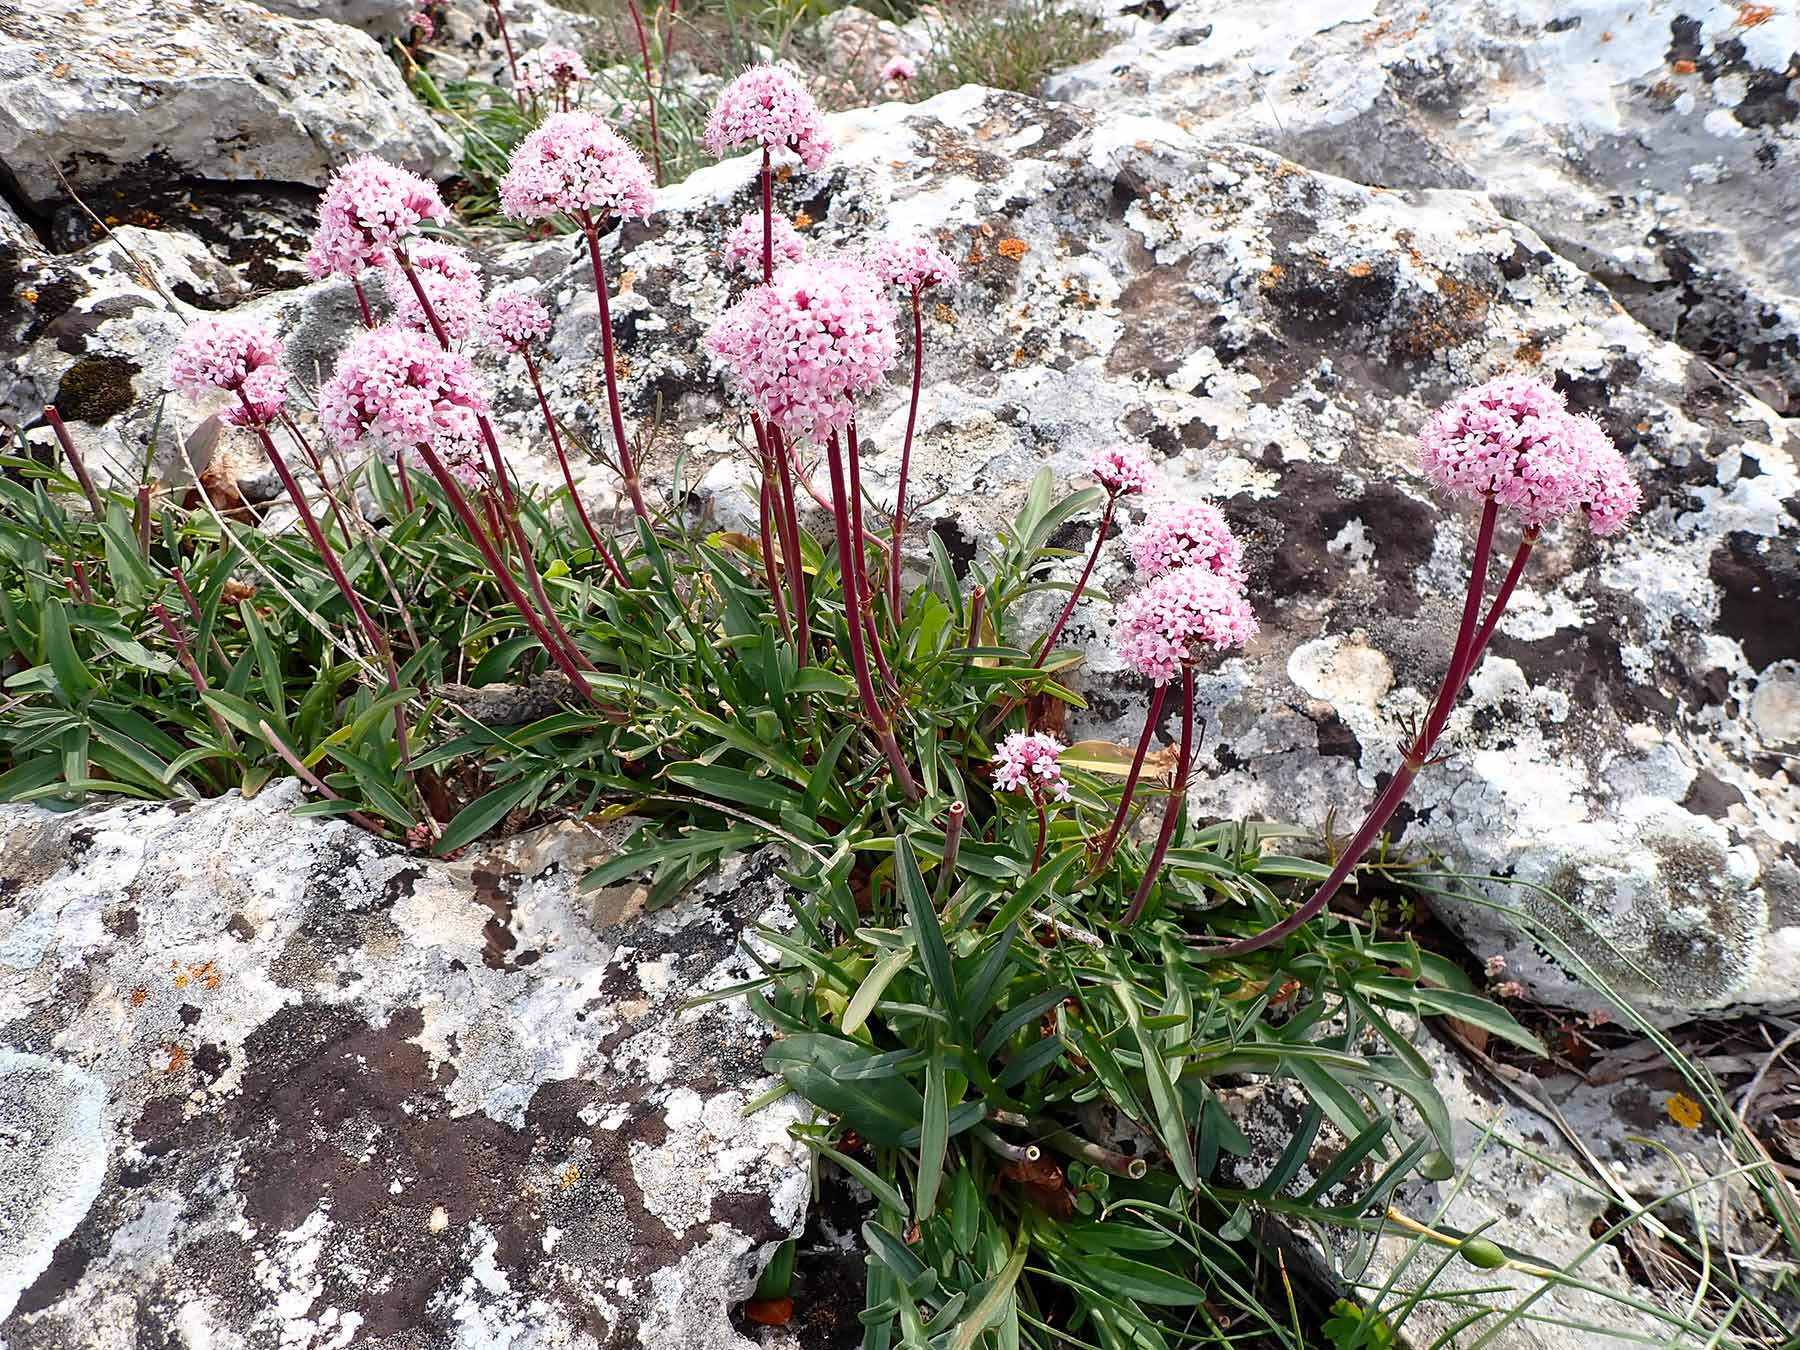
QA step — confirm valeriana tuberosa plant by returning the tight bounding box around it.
[499,112,657,524]
[303,154,449,330]
[871,236,960,610]
[993,730,1070,872]
[1034,445,1154,667]
[1207,375,1641,954]
[515,44,592,114]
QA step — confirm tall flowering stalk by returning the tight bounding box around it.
[623,0,665,184]
[1034,446,1153,667]
[487,0,525,110]
[500,113,658,524]
[871,238,959,611]
[1208,377,1640,955]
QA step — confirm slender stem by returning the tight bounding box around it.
[70,560,93,603]
[1092,679,1168,875]
[153,604,236,751]
[414,440,599,703]
[1123,666,1196,927]
[134,485,152,556]
[1030,796,1048,875]
[489,0,524,109]
[936,800,965,902]
[580,219,652,523]
[757,470,792,640]
[1205,500,1504,956]
[963,584,986,665]
[396,444,416,516]
[170,566,228,667]
[396,251,452,351]
[761,150,773,282]
[44,405,104,515]
[1458,527,1536,688]
[846,423,896,692]
[259,719,388,835]
[524,348,629,587]
[783,440,892,559]
[825,433,919,800]
[1033,492,1117,667]
[758,417,808,661]
[350,276,375,329]
[891,289,925,612]
[625,0,664,185]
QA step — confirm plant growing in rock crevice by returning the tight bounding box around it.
[3,56,1686,1350]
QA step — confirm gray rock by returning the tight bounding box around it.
[0,787,809,1347]
[1045,0,1800,414]
[0,0,456,212]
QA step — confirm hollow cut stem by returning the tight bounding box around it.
[1205,499,1503,956]
[1123,665,1197,927]
[580,217,651,523]
[825,432,919,800]
[43,405,104,515]
[1092,678,1168,876]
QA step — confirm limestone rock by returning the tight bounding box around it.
[0,787,808,1348]
[1044,0,1800,414]
[0,0,456,213]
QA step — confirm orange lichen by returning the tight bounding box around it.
[1672,58,1698,74]
[163,1044,188,1074]
[792,211,813,230]
[1737,3,1776,27]
[559,1163,581,1187]
[1666,1093,1703,1129]
[997,238,1029,261]
[129,986,149,1006]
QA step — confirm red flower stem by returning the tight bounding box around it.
[826,433,919,800]
[523,348,629,587]
[396,251,453,351]
[625,0,664,186]
[758,419,809,662]
[170,566,228,667]
[890,289,925,612]
[44,406,104,515]
[846,424,896,692]
[152,604,236,750]
[757,471,792,641]
[397,444,416,515]
[936,799,965,901]
[70,560,93,602]
[1123,665,1197,927]
[258,717,388,835]
[1092,678,1168,875]
[761,150,773,282]
[1206,499,1503,956]
[1033,491,1117,668]
[1457,527,1537,690]
[782,441,893,560]
[134,485,152,556]
[490,0,524,110]
[1030,795,1048,875]
[579,217,652,524]
[350,277,376,329]
[414,438,600,705]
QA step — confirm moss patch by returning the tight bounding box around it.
[53,355,139,426]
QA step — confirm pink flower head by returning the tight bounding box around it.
[1087,445,1154,498]
[407,9,433,39]
[870,236,959,294]
[318,326,490,475]
[480,290,552,354]
[384,239,483,342]
[517,45,592,96]
[880,54,919,83]
[222,363,289,428]
[304,155,449,280]
[1116,566,1258,685]
[1571,415,1642,536]
[1418,375,1633,531]
[499,112,655,224]
[170,317,284,396]
[703,65,832,171]
[992,732,1070,802]
[1129,500,1246,587]
[723,210,806,275]
[704,258,898,442]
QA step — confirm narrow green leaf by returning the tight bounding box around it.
[915,1047,949,1221]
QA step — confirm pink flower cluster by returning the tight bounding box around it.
[880,55,918,83]
[1129,500,1247,587]
[499,112,656,224]
[319,326,490,472]
[1087,445,1154,498]
[1115,567,1258,686]
[1419,375,1642,535]
[171,318,289,427]
[303,156,448,280]
[724,210,807,275]
[517,45,592,96]
[480,291,552,354]
[705,259,899,442]
[992,732,1070,801]
[870,236,959,294]
[407,9,433,39]
[702,65,832,171]
[385,240,484,342]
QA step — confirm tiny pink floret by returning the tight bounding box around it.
[1115,566,1258,685]
[880,55,918,83]
[870,236,959,294]
[1129,500,1246,587]
[723,210,806,275]
[499,112,655,224]
[170,317,285,399]
[703,65,832,171]
[992,732,1070,802]
[1087,445,1154,498]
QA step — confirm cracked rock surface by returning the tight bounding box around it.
[0,786,808,1346]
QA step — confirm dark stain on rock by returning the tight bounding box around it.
[930,515,978,579]
[226,912,257,941]
[52,354,138,425]
[1682,770,1746,820]
[1709,530,1800,668]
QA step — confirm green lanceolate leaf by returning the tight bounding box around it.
[767,1033,926,1148]
[915,1046,950,1220]
[896,835,958,1028]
